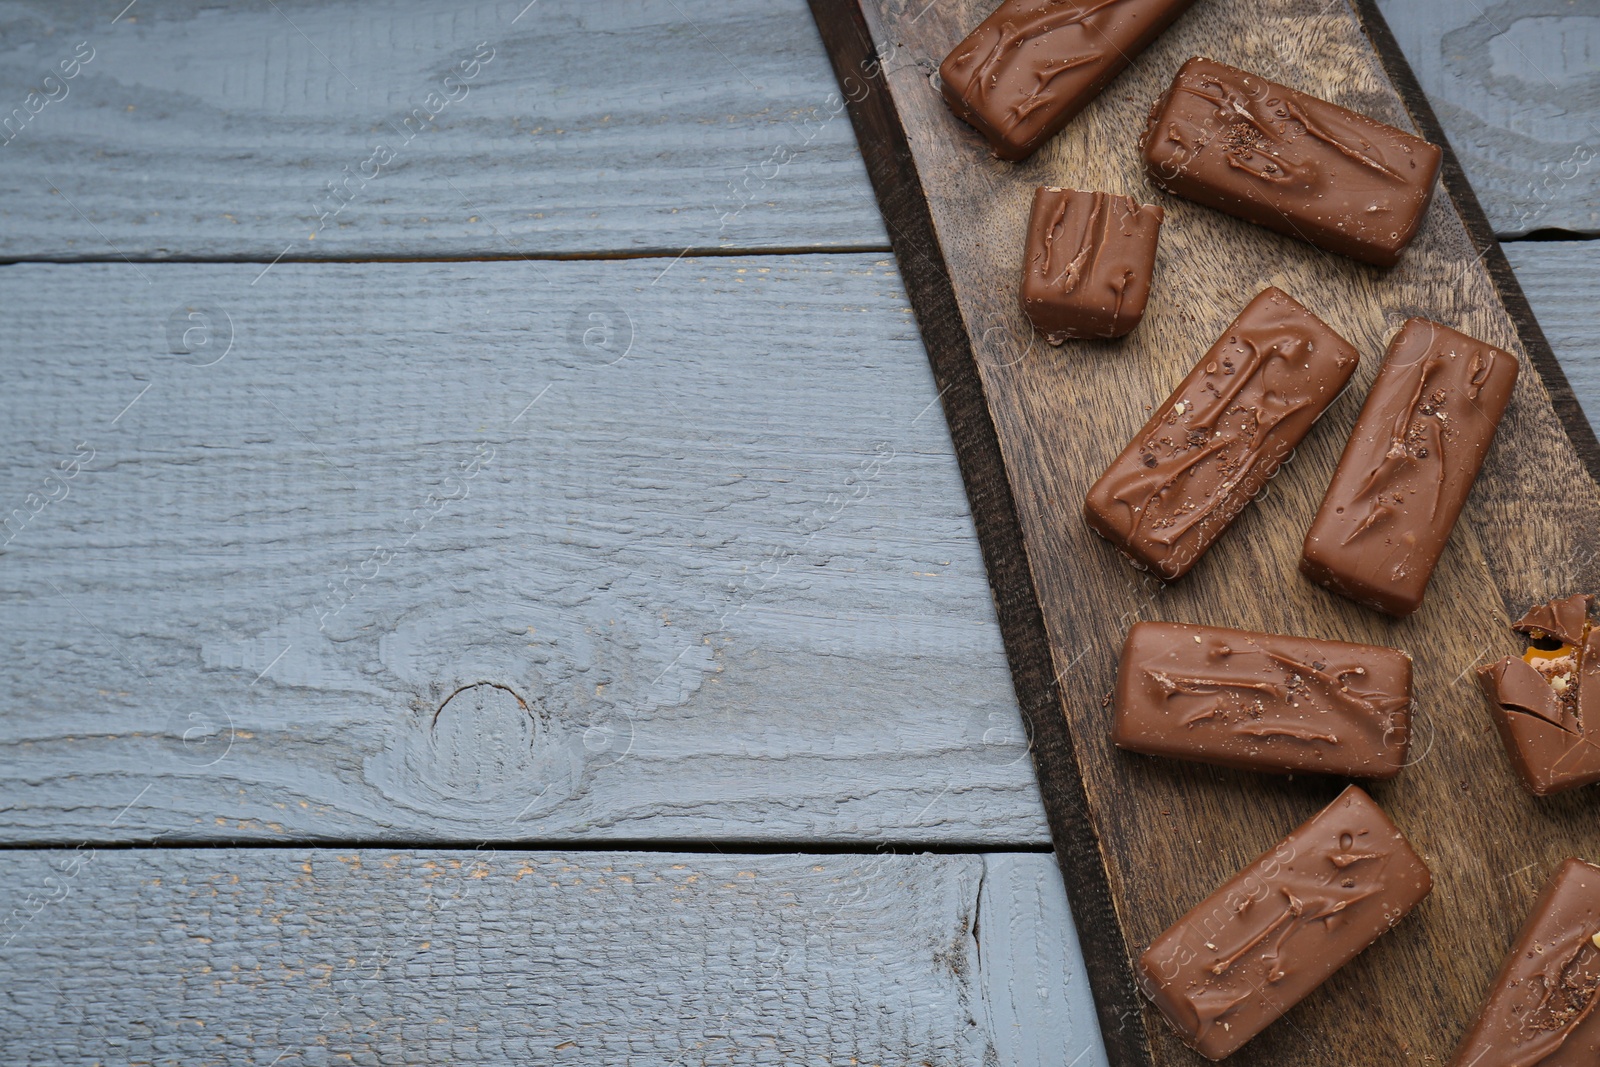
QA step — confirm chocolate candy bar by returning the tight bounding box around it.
[1112,621,1413,778]
[1477,593,1600,797]
[1138,785,1432,1059]
[939,0,1198,162]
[1020,187,1163,342]
[1450,858,1600,1066]
[1301,319,1518,617]
[1084,287,1360,580]
[1141,57,1443,267]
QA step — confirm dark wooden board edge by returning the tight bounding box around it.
[1348,0,1600,497]
[810,2,1600,1064]
[805,3,1154,1063]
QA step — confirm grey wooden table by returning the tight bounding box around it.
[0,2,1594,1063]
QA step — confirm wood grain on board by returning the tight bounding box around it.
[0,849,1107,1067]
[816,0,1600,1063]
[1376,0,1600,236]
[0,256,1049,845]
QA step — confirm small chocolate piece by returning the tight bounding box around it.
[1477,594,1600,797]
[1516,592,1591,648]
[1450,858,1600,1067]
[1141,57,1443,267]
[1112,621,1413,778]
[939,0,1199,162]
[1301,319,1518,617]
[1084,287,1360,581]
[1020,187,1163,342]
[1138,785,1432,1059]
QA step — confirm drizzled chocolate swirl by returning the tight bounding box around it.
[1450,859,1600,1067]
[1113,621,1413,778]
[1085,287,1359,580]
[1141,57,1442,266]
[1302,318,1518,618]
[1020,187,1162,341]
[1139,786,1431,1058]
[939,0,1198,161]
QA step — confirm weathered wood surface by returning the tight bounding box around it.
[0,0,1594,1061]
[0,849,1107,1067]
[1376,0,1600,236]
[829,0,1600,1062]
[0,0,1587,259]
[1506,241,1600,411]
[0,0,888,260]
[0,255,1050,845]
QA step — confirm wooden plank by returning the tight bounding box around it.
[2,0,1589,254]
[812,0,1600,1064]
[1506,241,1600,423]
[0,0,887,260]
[1375,0,1600,236]
[0,848,1103,1066]
[0,255,1050,846]
[978,852,1111,1067]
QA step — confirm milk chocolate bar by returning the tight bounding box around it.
[1451,858,1600,1067]
[1113,621,1412,778]
[1020,187,1163,342]
[1084,287,1360,580]
[1138,785,1432,1059]
[939,0,1198,162]
[1477,593,1600,797]
[1302,319,1518,617]
[1141,57,1442,266]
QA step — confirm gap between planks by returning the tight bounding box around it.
[0,837,1055,855]
[0,232,1581,270]
[1506,230,1600,244]
[0,243,894,267]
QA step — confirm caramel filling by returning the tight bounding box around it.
[1521,626,1586,717]
[1524,642,1576,668]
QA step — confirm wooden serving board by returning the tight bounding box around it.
[808,1,1600,1064]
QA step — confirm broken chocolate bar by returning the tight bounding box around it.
[1301,319,1518,617]
[1112,621,1412,778]
[1477,593,1600,797]
[1450,858,1600,1067]
[1020,187,1163,342]
[1138,784,1432,1059]
[1141,57,1443,267]
[939,0,1198,162]
[1084,287,1360,580]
